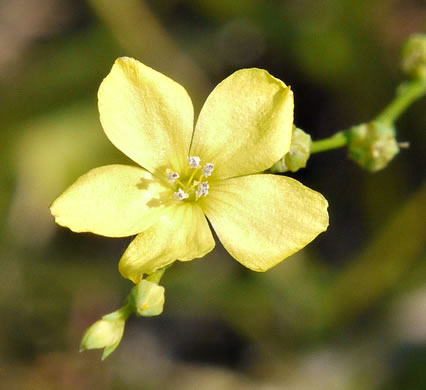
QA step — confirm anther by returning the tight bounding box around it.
[203,163,214,177]
[174,189,189,201]
[167,171,180,182]
[188,156,201,168]
[197,182,210,198]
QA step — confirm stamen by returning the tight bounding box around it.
[203,163,214,177]
[167,159,213,202]
[196,182,210,198]
[167,171,180,182]
[188,156,201,168]
[174,189,189,201]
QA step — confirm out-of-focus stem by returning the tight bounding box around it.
[309,79,425,155]
[324,181,426,329]
[375,79,426,125]
[88,0,211,104]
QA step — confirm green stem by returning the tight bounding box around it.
[310,131,348,154]
[146,266,169,284]
[309,78,425,154]
[103,302,133,321]
[375,78,426,125]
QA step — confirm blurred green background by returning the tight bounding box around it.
[1,0,425,389]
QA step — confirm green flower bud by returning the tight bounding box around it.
[80,308,128,360]
[402,34,426,81]
[133,280,165,317]
[270,126,312,173]
[348,121,400,172]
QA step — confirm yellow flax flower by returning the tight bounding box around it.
[51,57,328,283]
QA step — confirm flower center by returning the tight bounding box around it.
[167,156,214,202]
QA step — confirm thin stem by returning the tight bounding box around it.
[310,131,348,154]
[103,302,133,321]
[118,302,134,320]
[375,78,426,125]
[146,266,168,284]
[308,79,425,155]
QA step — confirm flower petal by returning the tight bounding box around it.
[50,165,173,237]
[190,69,293,179]
[119,203,215,283]
[98,57,194,175]
[202,175,329,271]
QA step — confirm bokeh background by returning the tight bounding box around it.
[1,0,425,389]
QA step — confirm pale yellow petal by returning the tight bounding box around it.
[98,57,194,175]
[202,175,329,271]
[50,165,174,237]
[119,203,215,283]
[190,68,293,179]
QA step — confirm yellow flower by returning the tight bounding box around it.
[51,57,329,283]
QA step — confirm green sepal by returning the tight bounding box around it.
[131,279,165,317]
[270,126,312,173]
[348,121,400,172]
[402,34,426,81]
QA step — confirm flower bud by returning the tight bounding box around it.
[270,126,312,173]
[133,280,165,317]
[80,310,127,360]
[348,121,400,172]
[402,34,426,81]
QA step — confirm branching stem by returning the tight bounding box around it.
[376,78,426,125]
[309,78,425,154]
